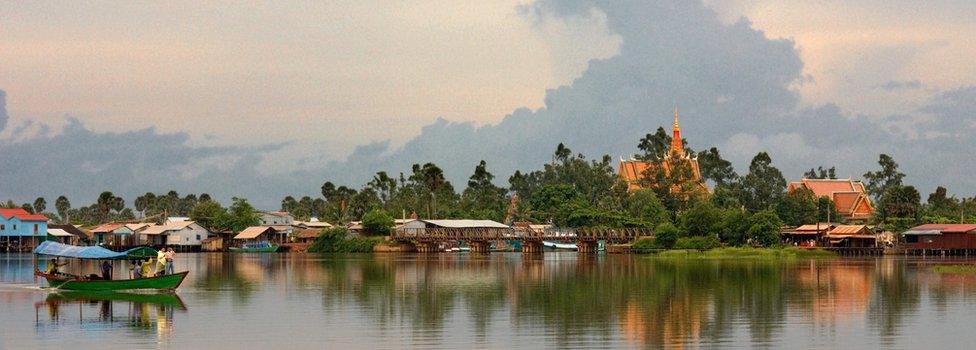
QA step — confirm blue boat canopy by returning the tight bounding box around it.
[33,241,158,260]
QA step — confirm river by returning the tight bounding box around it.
[1,253,975,349]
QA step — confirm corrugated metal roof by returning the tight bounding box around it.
[91,223,126,233]
[909,224,976,233]
[828,225,870,235]
[234,226,275,239]
[47,228,73,237]
[0,208,49,221]
[423,219,510,229]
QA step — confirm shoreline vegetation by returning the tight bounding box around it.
[932,264,976,274]
[634,247,836,259]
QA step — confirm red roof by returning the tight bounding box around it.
[910,224,976,234]
[0,208,49,221]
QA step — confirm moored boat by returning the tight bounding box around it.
[230,241,280,253]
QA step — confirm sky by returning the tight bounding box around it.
[2,0,976,209]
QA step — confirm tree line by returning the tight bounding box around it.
[5,125,971,241]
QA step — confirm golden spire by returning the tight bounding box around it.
[673,105,680,129]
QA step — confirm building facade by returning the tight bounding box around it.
[0,208,49,250]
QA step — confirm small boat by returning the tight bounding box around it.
[230,241,279,253]
[35,270,188,291]
[543,241,579,251]
[33,241,188,291]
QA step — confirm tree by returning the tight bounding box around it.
[368,171,397,209]
[803,166,837,179]
[33,197,46,214]
[55,195,70,223]
[739,152,787,212]
[528,184,582,224]
[747,210,783,247]
[863,154,905,201]
[281,196,298,213]
[409,163,453,219]
[21,203,34,213]
[679,201,725,238]
[636,127,691,161]
[880,185,921,220]
[190,200,225,231]
[96,191,117,221]
[361,209,394,236]
[721,210,752,246]
[775,187,818,226]
[214,197,260,233]
[653,222,680,249]
[817,197,839,223]
[624,189,670,227]
[460,160,508,221]
[697,147,738,186]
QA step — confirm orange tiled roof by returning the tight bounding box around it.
[788,178,874,220]
[828,225,871,235]
[618,158,707,193]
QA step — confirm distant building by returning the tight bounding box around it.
[47,224,89,245]
[787,178,874,221]
[91,223,135,247]
[618,108,708,196]
[0,209,49,247]
[140,221,210,248]
[902,224,976,251]
[293,217,333,230]
[234,226,280,243]
[259,211,294,226]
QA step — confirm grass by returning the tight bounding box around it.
[932,264,976,274]
[643,246,836,259]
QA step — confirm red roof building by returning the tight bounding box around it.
[903,224,976,250]
[787,178,874,221]
[619,108,708,196]
[0,208,49,222]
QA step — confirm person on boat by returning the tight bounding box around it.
[130,260,142,279]
[45,258,68,275]
[141,258,154,278]
[164,247,176,275]
[100,261,112,280]
[156,248,167,275]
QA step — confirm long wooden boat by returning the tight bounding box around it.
[35,271,188,291]
[230,241,279,253]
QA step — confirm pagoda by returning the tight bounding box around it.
[618,107,709,196]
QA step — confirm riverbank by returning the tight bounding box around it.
[639,247,836,259]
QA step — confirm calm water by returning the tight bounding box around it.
[2,253,976,349]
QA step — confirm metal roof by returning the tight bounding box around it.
[234,226,276,240]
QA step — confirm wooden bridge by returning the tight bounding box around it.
[392,227,654,253]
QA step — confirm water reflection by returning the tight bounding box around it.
[35,291,186,340]
[6,253,976,348]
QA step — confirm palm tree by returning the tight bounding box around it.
[55,196,70,223]
[33,197,46,214]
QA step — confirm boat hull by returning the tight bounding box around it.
[35,271,188,291]
[229,245,279,253]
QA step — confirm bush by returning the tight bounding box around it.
[679,201,725,237]
[673,235,720,250]
[654,223,680,249]
[309,227,382,253]
[632,237,657,251]
[362,209,395,236]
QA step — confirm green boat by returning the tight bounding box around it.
[36,270,188,291]
[32,241,188,291]
[230,241,279,253]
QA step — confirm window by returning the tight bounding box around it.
[12,224,16,230]
[34,224,39,234]
[1,224,5,230]
[196,235,201,240]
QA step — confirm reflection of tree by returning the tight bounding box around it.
[192,253,260,303]
[868,258,920,338]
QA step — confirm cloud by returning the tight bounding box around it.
[5,0,976,209]
[0,90,7,132]
[877,80,925,91]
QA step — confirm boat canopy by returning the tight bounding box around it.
[33,241,158,260]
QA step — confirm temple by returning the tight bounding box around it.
[787,178,874,222]
[619,107,708,196]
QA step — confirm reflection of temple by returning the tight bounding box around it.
[619,107,709,196]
